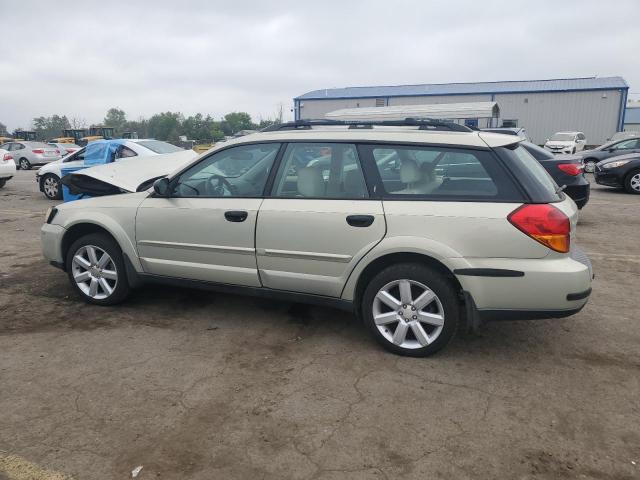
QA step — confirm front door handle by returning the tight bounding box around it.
[224,210,248,222]
[346,215,374,227]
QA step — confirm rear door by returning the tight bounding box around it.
[255,142,385,297]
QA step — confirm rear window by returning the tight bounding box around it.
[363,144,522,202]
[498,145,562,203]
[136,140,183,154]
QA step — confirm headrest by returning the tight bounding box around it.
[297,167,324,197]
[344,169,366,197]
[400,159,421,183]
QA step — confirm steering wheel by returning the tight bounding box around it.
[207,174,238,196]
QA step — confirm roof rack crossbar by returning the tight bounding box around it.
[262,118,472,132]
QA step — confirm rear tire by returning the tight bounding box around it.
[361,263,460,357]
[65,233,131,305]
[19,158,31,170]
[624,169,640,194]
[41,174,62,200]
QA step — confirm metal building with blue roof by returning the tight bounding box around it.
[294,76,629,144]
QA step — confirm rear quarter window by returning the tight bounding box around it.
[361,144,523,202]
[496,144,562,203]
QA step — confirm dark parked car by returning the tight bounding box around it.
[520,142,590,209]
[580,138,640,173]
[593,153,640,194]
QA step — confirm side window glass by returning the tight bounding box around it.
[117,146,137,159]
[172,143,280,198]
[273,143,368,199]
[367,145,517,200]
[613,139,635,150]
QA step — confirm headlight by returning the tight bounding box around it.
[602,160,631,169]
[45,207,58,224]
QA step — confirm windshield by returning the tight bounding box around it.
[550,133,575,141]
[136,140,183,154]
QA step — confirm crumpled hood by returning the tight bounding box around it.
[62,149,197,195]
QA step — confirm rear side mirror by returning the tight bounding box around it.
[153,177,170,196]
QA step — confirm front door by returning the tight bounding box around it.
[135,142,281,286]
[256,142,385,297]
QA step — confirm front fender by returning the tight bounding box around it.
[340,235,465,301]
[58,208,142,272]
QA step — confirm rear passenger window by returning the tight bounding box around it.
[366,145,520,200]
[273,143,368,199]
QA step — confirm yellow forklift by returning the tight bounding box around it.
[13,130,37,141]
[0,136,13,146]
[51,128,87,144]
[78,126,115,146]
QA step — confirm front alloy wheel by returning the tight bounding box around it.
[584,160,597,173]
[625,170,640,194]
[66,233,131,305]
[42,175,61,200]
[71,245,118,300]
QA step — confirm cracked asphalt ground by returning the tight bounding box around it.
[0,169,639,480]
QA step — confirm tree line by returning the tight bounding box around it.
[1,106,284,143]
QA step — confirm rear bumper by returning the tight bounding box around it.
[564,182,590,209]
[0,160,16,178]
[452,246,593,319]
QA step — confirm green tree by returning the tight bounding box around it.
[147,112,183,142]
[104,108,127,134]
[32,115,71,140]
[224,112,254,134]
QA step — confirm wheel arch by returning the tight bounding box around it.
[350,251,464,320]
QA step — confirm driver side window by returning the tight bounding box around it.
[171,143,280,198]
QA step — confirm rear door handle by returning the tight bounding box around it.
[224,210,248,222]
[346,215,374,227]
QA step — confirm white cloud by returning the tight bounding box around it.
[1,0,638,130]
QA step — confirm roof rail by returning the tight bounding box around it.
[261,118,472,133]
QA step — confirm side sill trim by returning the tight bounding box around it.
[454,268,525,278]
[137,273,354,312]
[567,288,592,301]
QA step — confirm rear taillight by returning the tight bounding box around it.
[2,153,12,162]
[32,149,44,154]
[508,204,570,253]
[557,163,582,176]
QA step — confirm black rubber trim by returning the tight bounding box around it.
[567,288,592,301]
[123,254,144,288]
[49,260,65,271]
[137,273,354,312]
[478,304,587,322]
[454,268,525,277]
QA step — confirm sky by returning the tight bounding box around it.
[2,0,639,131]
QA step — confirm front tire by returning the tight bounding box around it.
[361,263,460,357]
[0,178,6,188]
[624,169,640,194]
[584,159,597,173]
[65,233,131,305]
[41,174,62,200]
[19,158,31,170]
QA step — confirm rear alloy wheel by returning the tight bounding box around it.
[362,263,459,356]
[42,174,62,200]
[624,170,640,194]
[19,158,31,170]
[66,233,131,305]
[584,159,597,173]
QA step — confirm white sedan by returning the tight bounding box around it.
[36,139,187,200]
[0,148,17,188]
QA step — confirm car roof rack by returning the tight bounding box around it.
[261,118,472,133]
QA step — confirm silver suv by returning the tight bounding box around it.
[41,120,593,356]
